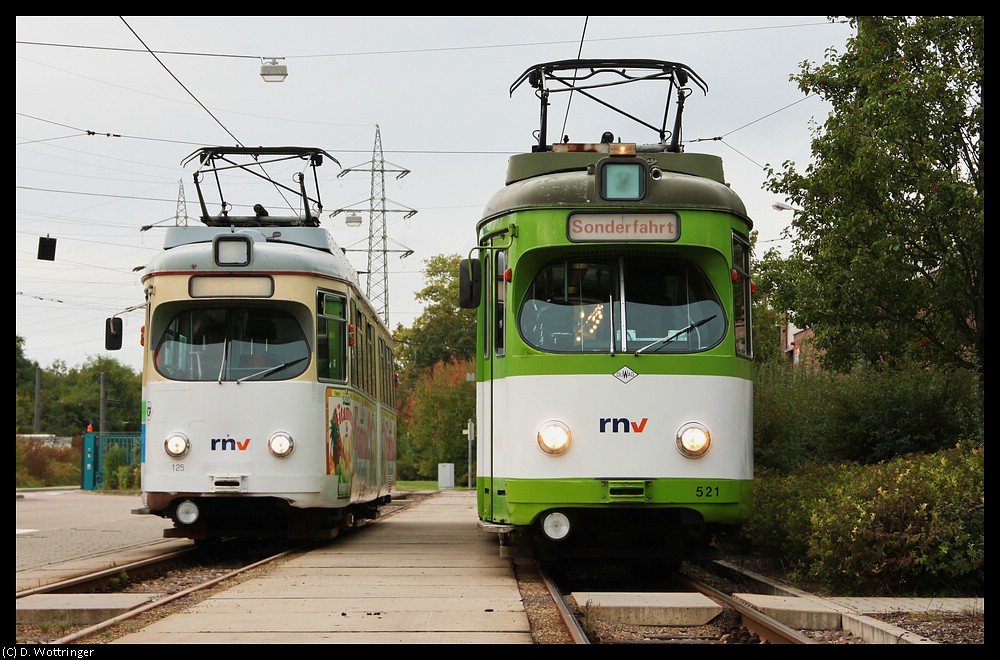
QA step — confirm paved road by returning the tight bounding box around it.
[16,488,185,586]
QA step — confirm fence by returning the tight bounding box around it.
[82,431,141,490]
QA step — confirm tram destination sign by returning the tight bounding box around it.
[568,213,679,242]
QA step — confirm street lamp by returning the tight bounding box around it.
[260,58,288,83]
[329,209,365,227]
[461,418,475,489]
[771,201,801,212]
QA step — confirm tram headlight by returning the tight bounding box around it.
[268,431,294,457]
[676,422,711,458]
[174,499,200,525]
[164,432,190,458]
[537,420,572,455]
[541,511,571,541]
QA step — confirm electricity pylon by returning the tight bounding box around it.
[175,180,189,226]
[332,125,416,325]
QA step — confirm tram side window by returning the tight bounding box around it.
[349,303,362,390]
[366,319,376,396]
[495,250,507,357]
[317,292,347,381]
[387,341,396,408]
[732,233,753,358]
[378,337,395,408]
[348,304,378,397]
[482,253,491,360]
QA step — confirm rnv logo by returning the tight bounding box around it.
[211,437,251,450]
[599,417,648,433]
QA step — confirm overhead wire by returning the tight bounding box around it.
[16,20,847,61]
[17,18,847,363]
[118,17,243,149]
[558,16,590,143]
[118,18,304,214]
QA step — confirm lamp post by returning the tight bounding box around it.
[770,201,804,360]
[461,418,475,489]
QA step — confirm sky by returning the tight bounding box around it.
[16,16,856,373]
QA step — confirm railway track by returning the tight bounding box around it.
[532,562,817,644]
[17,539,303,645]
[15,492,433,645]
[16,491,981,645]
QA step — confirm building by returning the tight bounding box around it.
[779,318,819,369]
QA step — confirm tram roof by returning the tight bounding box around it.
[482,149,751,228]
[160,225,335,252]
[504,149,728,186]
[147,225,360,286]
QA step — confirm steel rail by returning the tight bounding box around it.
[677,573,816,644]
[539,566,590,644]
[48,547,299,645]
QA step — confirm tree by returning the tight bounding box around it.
[762,17,983,399]
[395,254,476,371]
[393,254,478,479]
[751,300,783,367]
[748,233,785,366]
[32,357,141,437]
[16,336,38,433]
[16,336,36,390]
[397,356,476,479]
[16,335,142,437]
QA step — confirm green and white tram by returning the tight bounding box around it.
[460,60,754,561]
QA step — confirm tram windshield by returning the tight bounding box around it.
[153,307,309,381]
[519,256,726,354]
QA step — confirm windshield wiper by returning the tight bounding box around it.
[237,356,308,383]
[634,314,717,356]
[216,338,228,383]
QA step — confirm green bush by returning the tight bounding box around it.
[102,445,128,490]
[744,443,984,596]
[753,364,840,471]
[806,444,984,595]
[98,440,141,490]
[825,366,982,463]
[16,438,81,488]
[754,361,981,471]
[116,465,132,490]
[15,469,45,489]
[741,463,850,567]
[47,457,81,486]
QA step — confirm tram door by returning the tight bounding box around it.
[460,244,506,522]
[485,246,507,521]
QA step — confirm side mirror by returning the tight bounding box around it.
[458,258,481,309]
[105,317,123,351]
